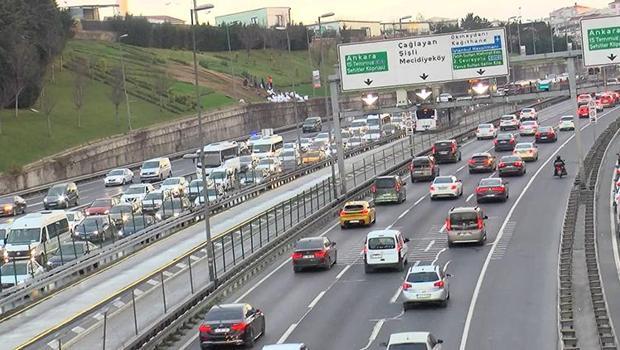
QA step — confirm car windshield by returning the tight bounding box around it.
[125,186,146,195]
[282,150,296,157]
[561,116,573,121]
[350,137,363,143]
[0,262,28,276]
[162,199,184,210]
[189,181,203,191]
[108,170,125,176]
[412,158,430,167]
[434,141,453,149]
[522,108,534,113]
[479,178,502,187]
[91,199,111,207]
[144,192,163,201]
[305,151,321,157]
[66,213,76,221]
[57,243,88,257]
[344,204,365,211]
[125,218,148,229]
[142,161,159,169]
[0,228,7,241]
[472,155,491,161]
[522,121,536,126]
[240,156,253,163]
[6,228,40,244]
[375,178,396,188]
[515,143,532,149]
[497,133,512,140]
[80,217,106,230]
[316,133,329,139]
[205,307,243,322]
[259,159,275,165]
[300,138,312,144]
[47,186,66,196]
[351,120,367,127]
[110,205,133,214]
[433,177,454,184]
[163,178,181,186]
[209,171,226,180]
[501,156,520,162]
[367,118,380,126]
[407,271,439,283]
[253,144,273,153]
[368,237,396,250]
[501,116,515,121]
[478,124,492,129]
[295,239,324,250]
[387,344,428,350]
[539,127,553,132]
[450,212,479,229]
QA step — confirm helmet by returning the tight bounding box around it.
[556,155,562,161]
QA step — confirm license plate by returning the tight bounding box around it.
[476,165,485,168]
[214,328,230,333]
[440,151,448,155]
[303,254,314,258]
[371,253,382,258]
[499,141,507,144]
[541,136,547,139]
[349,220,359,224]
[417,294,431,299]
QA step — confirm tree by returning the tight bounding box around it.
[460,13,491,30]
[432,22,461,34]
[7,33,38,118]
[237,24,261,57]
[72,58,88,128]
[153,69,173,112]
[108,66,124,127]
[40,87,56,137]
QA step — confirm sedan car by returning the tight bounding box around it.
[429,176,463,200]
[199,303,265,348]
[118,215,155,238]
[74,215,116,242]
[104,168,134,187]
[339,200,376,228]
[475,177,509,203]
[302,116,322,133]
[468,152,497,173]
[108,202,141,227]
[0,196,26,217]
[120,183,154,204]
[513,142,539,161]
[239,170,270,187]
[558,115,576,131]
[535,126,558,143]
[475,123,497,140]
[142,189,171,214]
[301,149,326,165]
[159,177,188,197]
[0,259,44,289]
[498,155,526,176]
[46,241,98,270]
[402,263,450,308]
[155,197,191,221]
[494,133,517,152]
[519,120,539,136]
[384,332,444,350]
[299,138,313,152]
[256,157,282,174]
[347,135,366,149]
[291,237,337,272]
[85,197,119,216]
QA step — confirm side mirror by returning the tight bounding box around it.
[437,339,444,344]
[484,215,489,220]
[331,242,337,246]
[379,342,388,347]
[404,238,410,243]
[446,273,452,277]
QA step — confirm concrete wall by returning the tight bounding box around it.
[0,99,328,195]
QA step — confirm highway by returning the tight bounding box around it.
[0,103,515,349]
[167,100,620,350]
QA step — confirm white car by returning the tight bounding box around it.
[299,138,313,152]
[120,183,154,203]
[65,211,85,234]
[348,136,365,148]
[104,168,134,187]
[141,189,170,213]
[256,157,282,174]
[363,129,382,142]
[0,259,45,289]
[314,132,331,144]
[558,115,576,131]
[475,123,497,139]
[383,332,444,350]
[519,120,539,136]
[0,222,11,258]
[520,107,537,120]
[430,176,463,200]
[438,93,453,102]
[402,263,450,308]
[364,229,409,272]
[159,177,189,197]
[208,169,234,191]
[349,119,369,135]
[499,115,520,131]
[194,187,222,206]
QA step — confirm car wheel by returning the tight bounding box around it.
[430,195,435,201]
[441,299,448,308]
[371,215,376,224]
[293,266,302,273]
[397,259,405,272]
[12,208,16,216]
[364,263,373,273]
[122,179,126,185]
[448,241,454,248]
[333,252,337,265]
[245,328,255,347]
[341,223,347,229]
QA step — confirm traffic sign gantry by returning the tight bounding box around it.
[338,28,509,91]
[580,15,620,67]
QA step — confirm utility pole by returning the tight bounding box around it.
[568,57,585,185]
[329,69,347,197]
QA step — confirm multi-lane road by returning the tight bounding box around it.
[170,100,620,350]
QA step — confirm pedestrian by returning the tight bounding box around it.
[243,78,248,87]
[260,78,265,89]
[267,75,273,90]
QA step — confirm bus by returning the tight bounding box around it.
[195,141,241,178]
[415,108,438,131]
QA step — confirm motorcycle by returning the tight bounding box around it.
[554,163,567,178]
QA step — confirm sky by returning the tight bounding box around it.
[62,0,614,24]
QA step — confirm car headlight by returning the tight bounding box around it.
[104,210,109,214]
[118,230,124,237]
[173,212,180,217]
[92,230,99,235]
[155,213,162,220]
[58,195,66,202]
[43,198,48,203]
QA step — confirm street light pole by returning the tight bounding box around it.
[318,12,335,120]
[118,34,132,131]
[191,1,217,287]
[398,16,411,37]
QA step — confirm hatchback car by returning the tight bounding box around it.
[468,152,497,173]
[494,133,517,151]
[159,177,189,197]
[199,303,265,349]
[43,182,79,209]
[558,115,576,131]
[402,264,450,308]
[430,176,463,200]
[513,142,539,161]
[302,117,322,133]
[431,140,461,163]
[535,126,557,143]
[104,168,134,187]
[446,207,488,246]
[409,156,439,182]
[85,197,119,216]
[499,114,520,131]
[520,107,537,120]
[155,197,191,221]
[46,241,98,270]
[578,104,590,118]
[475,123,497,140]
[74,215,116,242]
[371,176,407,204]
[118,215,155,238]
[239,154,258,173]
[142,189,171,214]
[291,237,337,272]
[120,183,154,204]
[0,196,27,217]
[498,155,526,176]
[0,259,44,289]
[475,177,509,203]
[382,332,444,350]
[519,120,539,136]
[339,201,376,228]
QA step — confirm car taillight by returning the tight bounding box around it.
[477,217,484,229]
[402,282,412,290]
[445,218,451,231]
[430,185,435,191]
[361,209,369,215]
[292,252,303,260]
[468,159,476,165]
[434,280,445,288]
[494,139,498,145]
[314,250,327,259]
[450,184,457,190]
[395,183,401,192]
[492,186,505,192]
[535,132,541,138]
[199,324,212,334]
[231,322,248,332]
[509,139,515,144]
[431,146,437,154]
[370,184,377,193]
[363,245,368,254]
[514,161,523,167]
[409,163,414,171]
[498,162,506,168]
[339,209,346,217]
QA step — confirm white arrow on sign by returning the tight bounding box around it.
[416,89,432,100]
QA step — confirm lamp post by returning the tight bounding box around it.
[191,1,217,287]
[118,34,132,131]
[318,12,334,119]
[276,25,302,150]
[398,15,411,37]
[507,16,521,54]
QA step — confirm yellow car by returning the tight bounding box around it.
[512,142,539,161]
[302,150,325,164]
[339,200,376,228]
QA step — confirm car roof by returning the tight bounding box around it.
[298,237,323,242]
[209,303,246,311]
[366,229,400,238]
[449,206,479,214]
[389,332,430,344]
[344,200,369,206]
[262,344,305,350]
[377,175,397,179]
[408,264,439,274]
[515,142,534,147]
[472,152,492,157]
[434,175,455,181]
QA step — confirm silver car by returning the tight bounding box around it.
[402,264,450,309]
[446,207,488,246]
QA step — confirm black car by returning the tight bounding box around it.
[475,177,509,203]
[468,153,497,174]
[43,182,79,209]
[155,197,191,221]
[108,203,140,227]
[498,155,526,176]
[118,216,155,238]
[494,133,517,151]
[432,140,461,163]
[199,303,266,349]
[302,117,322,133]
[46,241,98,270]
[74,215,116,242]
[0,195,27,216]
[291,237,337,272]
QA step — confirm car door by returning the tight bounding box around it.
[324,237,336,261]
[245,305,259,337]
[399,233,409,258]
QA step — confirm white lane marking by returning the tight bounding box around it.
[389,286,402,304]
[431,248,447,266]
[308,291,326,308]
[93,313,104,321]
[456,165,466,172]
[146,279,158,286]
[336,264,351,279]
[424,240,435,252]
[113,299,125,308]
[466,193,474,202]
[359,319,385,350]
[439,223,447,233]
[277,323,298,344]
[444,260,452,272]
[386,194,428,229]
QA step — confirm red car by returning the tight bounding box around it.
[535,126,557,143]
[85,197,119,216]
[599,94,615,108]
[578,105,589,118]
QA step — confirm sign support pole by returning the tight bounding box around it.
[330,70,347,197]
[567,57,585,185]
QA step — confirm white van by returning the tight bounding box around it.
[4,211,70,262]
[140,157,172,182]
[252,133,284,159]
[363,229,409,273]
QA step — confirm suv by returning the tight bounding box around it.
[499,114,520,131]
[409,156,439,182]
[468,152,497,173]
[431,140,461,163]
[382,332,444,350]
[446,207,488,247]
[364,229,409,272]
[371,176,407,204]
[520,107,537,120]
[43,182,79,209]
[402,264,450,309]
[302,117,322,133]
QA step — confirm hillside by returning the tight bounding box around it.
[0,39,336,173]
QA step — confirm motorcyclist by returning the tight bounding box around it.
[554,155,566,176]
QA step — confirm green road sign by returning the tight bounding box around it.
[587,27,620,51]
[345,51,389,75]
[452,49,504,70]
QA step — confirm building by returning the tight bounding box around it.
[609,0,620,14]
[380,21,431,37]
[68,6,102,21]
[549,2,617,43]
[215,7,290,27]
[143,16,185,25]
[306,20,382,38]
[426,17,459,27]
